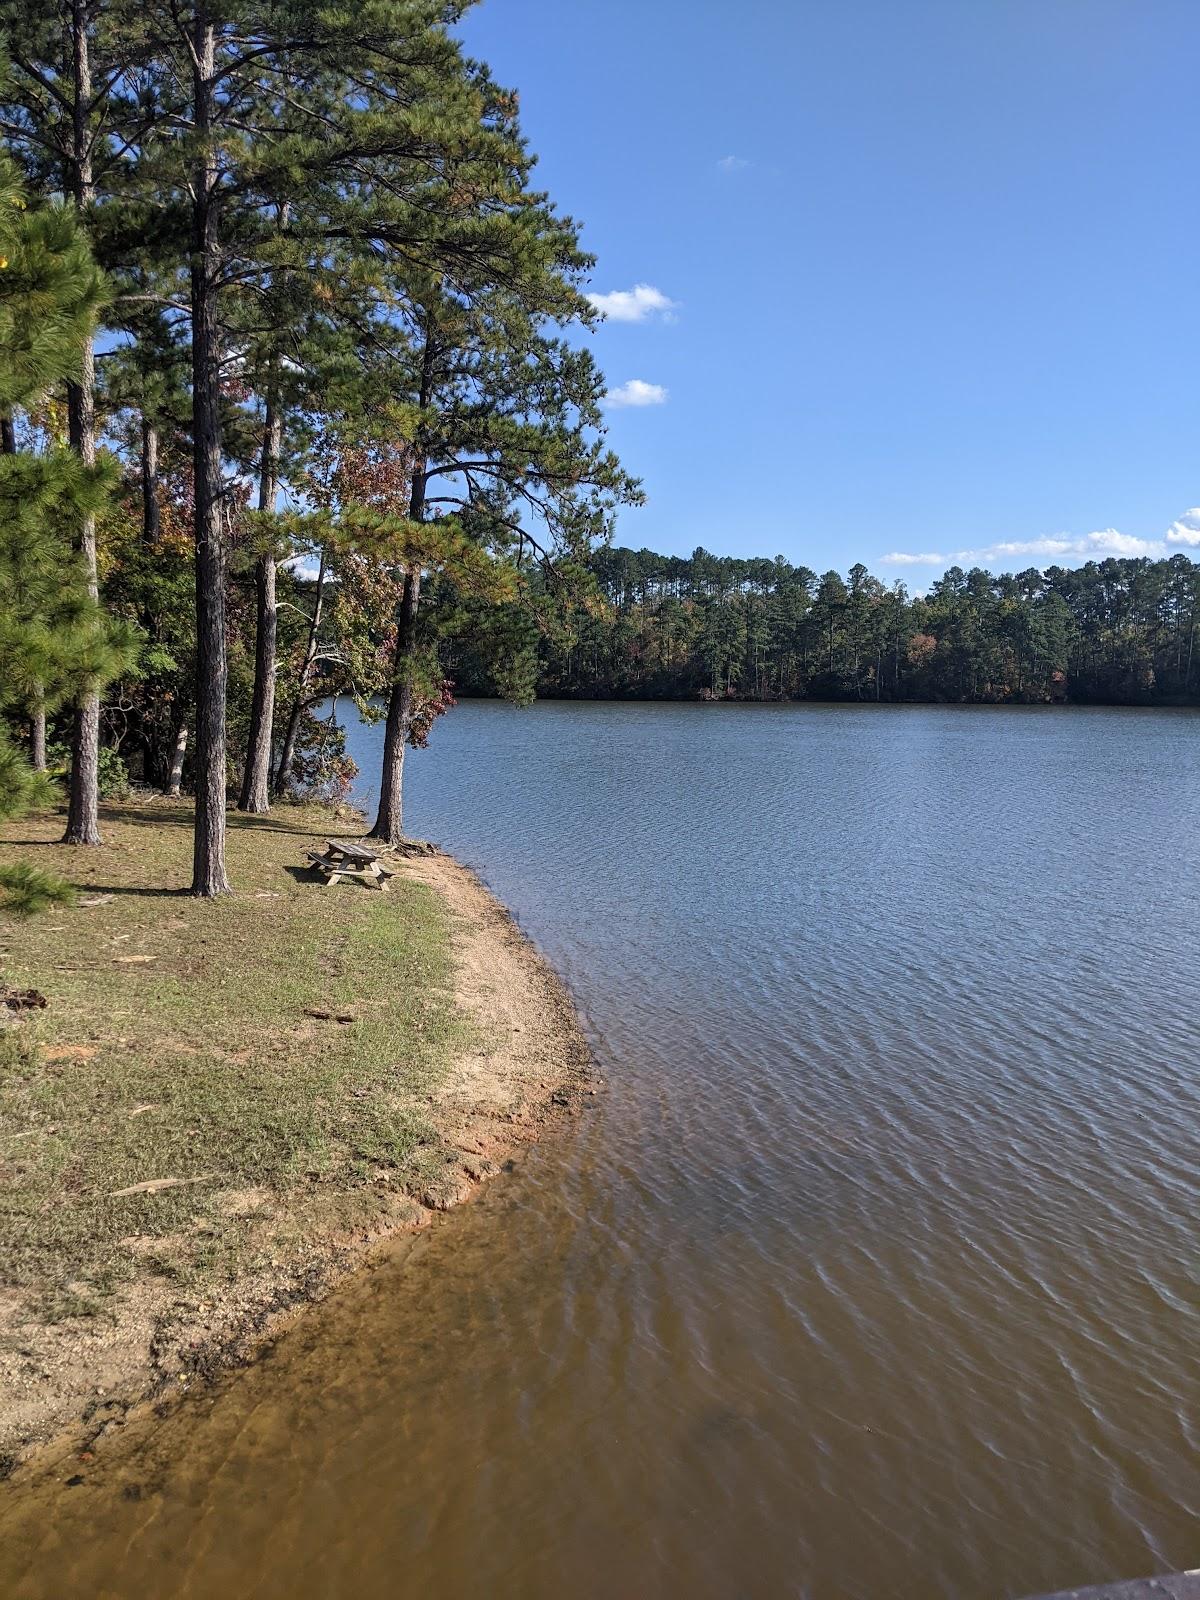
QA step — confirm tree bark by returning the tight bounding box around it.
[371,333,434,845]
[189,13,231,895]
[138,416,162,780]
[238,399,282,813]
[275,548,326,795]
[165,718,188,796]
[62,0,101,846]
[141,415,160,544]
[370,568,421,845]
[31,704,46,771]
[0,414,15,454]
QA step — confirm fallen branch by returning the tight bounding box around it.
[109,1174,219,1198]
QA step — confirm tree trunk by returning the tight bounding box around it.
[370,568,421,845]
[238,400,282,813]
[141,415,160,544]
[189,14,231,896]
[274,698,303,798]
[31,704,46,771]
[165,719,188,796]
[275,548,327,795]
[62,0,101,846]
[138,416,162,780]
[0,414,14,454]
[371,330,434,845]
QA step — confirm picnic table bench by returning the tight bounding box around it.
[305,838,395,891]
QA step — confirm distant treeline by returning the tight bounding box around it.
[447,546,1200,706]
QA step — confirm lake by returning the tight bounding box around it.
[5,701,1200,1599]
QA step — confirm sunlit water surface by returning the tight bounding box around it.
[4,702,1200,1600]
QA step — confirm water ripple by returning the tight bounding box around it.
[4,702,1200,1600]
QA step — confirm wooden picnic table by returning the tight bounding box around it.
[324,838,385,866]
[306,838,395,891]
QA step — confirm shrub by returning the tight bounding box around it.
[46,740,131,801]
[287,711,358,804]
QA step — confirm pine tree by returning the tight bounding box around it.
[97,304,194,787]
[0,154,130,913]
[1,2,152,844]
[227,7,556,817]
[0,153,104,419]
[358,205,642,842]
[5,6,642,878]
[125,0,540,888]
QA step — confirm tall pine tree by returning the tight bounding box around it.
[0,153,130,912]
[131,0,536,889]
[1,1,152,844]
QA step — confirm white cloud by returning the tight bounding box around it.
[883,550,949,567]
[1166,507,1200,546]
[285,554,325,580]
[717,154,750,173]
[976,531,1163,561]
[882,518,1200,571]
[602,378,668,409]
[586,283,677,323]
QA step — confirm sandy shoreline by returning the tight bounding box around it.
[0,846,594,1482]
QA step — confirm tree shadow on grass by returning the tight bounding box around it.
[93,805,195,830]
[93,803,351,840]
[70,883,188,899]
[228,811,340,838]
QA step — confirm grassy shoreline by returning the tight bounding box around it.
[0,797,591,1475]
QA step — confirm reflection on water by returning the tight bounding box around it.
[4,702,1200,1600]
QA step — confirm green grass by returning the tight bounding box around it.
[0,798,473,1317]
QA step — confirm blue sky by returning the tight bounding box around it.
[459,0,1200,577]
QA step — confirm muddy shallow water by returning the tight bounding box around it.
[4,702,1200,1599]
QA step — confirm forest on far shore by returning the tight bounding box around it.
[442,544,1200,707]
